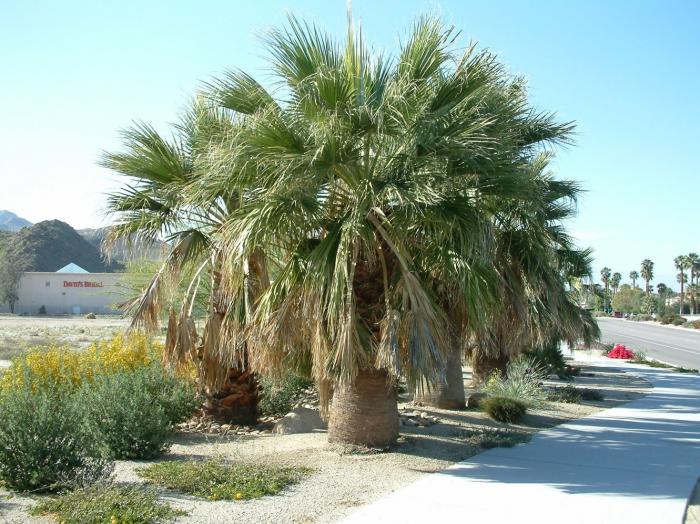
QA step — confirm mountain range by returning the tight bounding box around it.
[0,210,32,232]
[0,211,165,273]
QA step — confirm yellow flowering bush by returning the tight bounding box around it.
[0,333,162,393]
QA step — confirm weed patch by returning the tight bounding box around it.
[31,484,183,524]
[138,460,310,500]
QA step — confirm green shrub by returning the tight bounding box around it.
[672,318,687,326]
[138,459,310,500]
[79,365,198,460]
[0,383,109,492]
[259,374,314,417]
[547,384,581,403]
[31,484,183,524]
[482,396,527,423]
[524,341,570,379]
[481,357,547,407]
[85,312,96,319]
[579,388,605,401]
[659,313,682,325]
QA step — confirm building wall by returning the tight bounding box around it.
[4,272,125,315]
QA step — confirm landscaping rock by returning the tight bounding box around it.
[273,407,327,435]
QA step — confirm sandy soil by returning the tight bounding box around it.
[1,365,651,524]
[0,315,129,366]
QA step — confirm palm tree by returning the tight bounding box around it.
[610,272,621,297]
[199,14,576,446]
[640,259,654,295]
[687,253,699,314]
[629,270,639,289]
[103,102,267,424]
[600,267,611,312]
[675,255,691,315]
[467,173,599,384]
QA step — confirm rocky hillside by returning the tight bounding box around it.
[0,210,32,232]
[79,227,166,261]
[2,220,120,273]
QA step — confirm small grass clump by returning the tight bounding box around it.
[455,427,531,448]
[547,384,582,404]
[138,460,310,501]
[31,484,183,524]
[482,396,527,423]
[579,388,605,401]
[481,357,548,407]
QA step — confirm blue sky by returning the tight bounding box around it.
[1,0,698,288]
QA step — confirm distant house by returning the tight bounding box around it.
[0,263,125,315]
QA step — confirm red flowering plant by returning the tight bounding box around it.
[607,343,635,359]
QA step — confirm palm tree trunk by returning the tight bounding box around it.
[471,351,509,386]
[413,338,465,409]
[328,368,399,447]
[204,369,259,425]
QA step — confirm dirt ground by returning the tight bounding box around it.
[1,362,651,524]
[0,315,129,364]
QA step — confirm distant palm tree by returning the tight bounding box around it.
[640,259,654,295]
[675,255,691,315]
[687,253,699,314]
[629,270,639,289]
[600,267,611,312]
[611,272,622,297]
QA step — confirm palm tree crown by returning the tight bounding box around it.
[640,259,654,295]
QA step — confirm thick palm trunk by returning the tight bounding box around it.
[204,369,259,425]
[471,351,509,386]
[413,338,465,409]
[328,368,398,447]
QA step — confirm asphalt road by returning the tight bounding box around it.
[597,317,700,370]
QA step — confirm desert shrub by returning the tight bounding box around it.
[455,427,530,448]
[31,484,183,524]
[524,341,570,379]
[631,350,648,364]
[138,460,310,500]
[79,364,197,460]
[659,313,682,325]
[0,382,109,492]
[547,384,581,403]
[259,374,314,417]
[482,396,527,423]
[85,312,96,319]
[687,320,700,329]
[481,357,547,406]
[0,334,161,393]
[579,388,605,401]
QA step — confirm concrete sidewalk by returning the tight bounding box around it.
[343,363,700,524]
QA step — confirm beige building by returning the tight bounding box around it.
[3,263,125,315]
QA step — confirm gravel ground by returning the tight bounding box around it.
[1,364,651,524]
